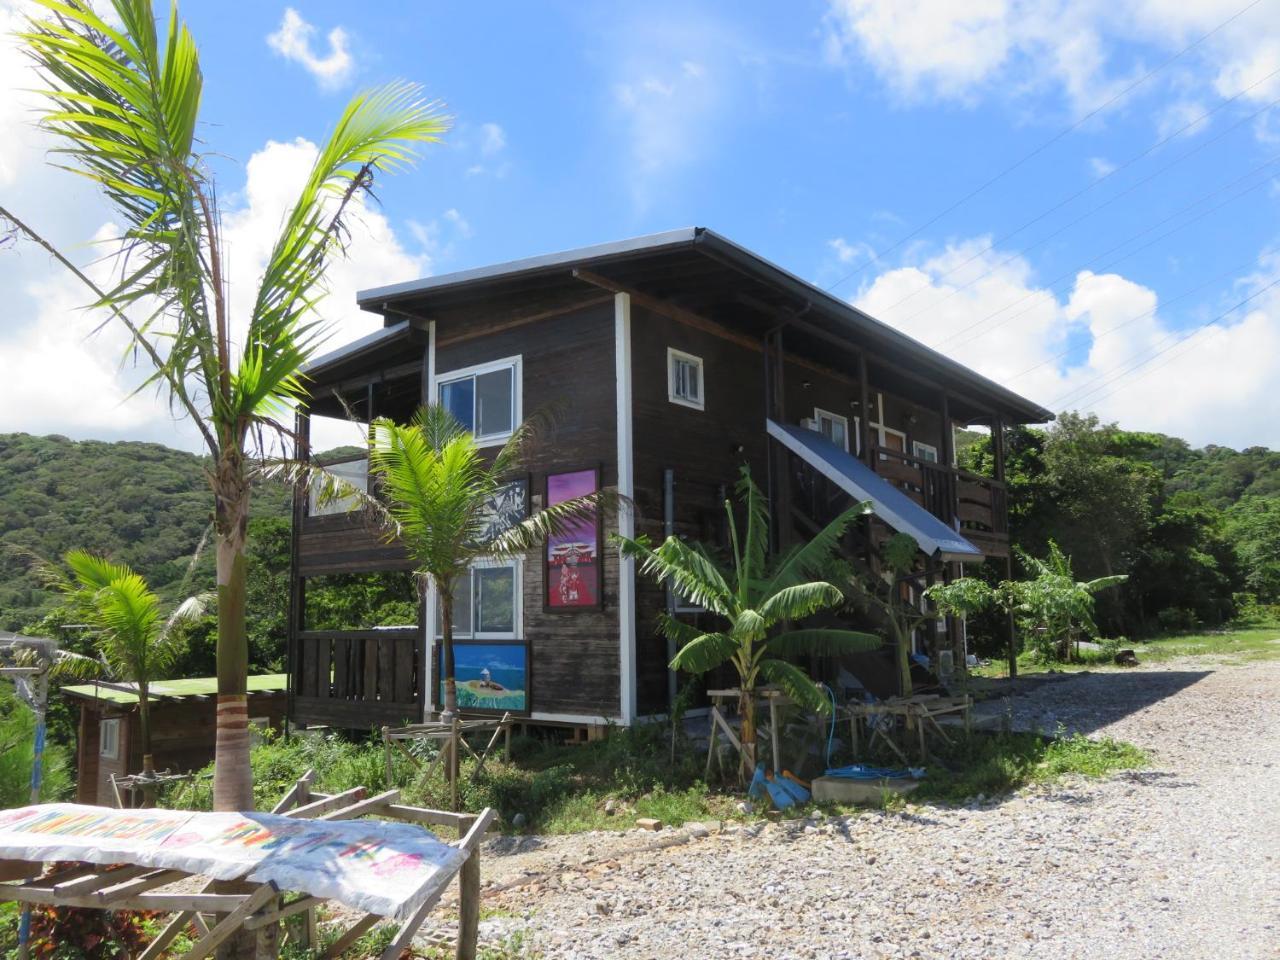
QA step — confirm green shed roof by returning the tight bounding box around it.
[62,674,287,706]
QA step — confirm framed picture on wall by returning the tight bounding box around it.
[544,466,602,610]
[478,476,529,541]
[438,641,530,716]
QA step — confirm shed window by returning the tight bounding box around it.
[435,559,521,640]
[437,357,521,444]
[99,718,121,761]
[667,349,705,410]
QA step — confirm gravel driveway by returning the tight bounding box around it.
[464,654,1280,959]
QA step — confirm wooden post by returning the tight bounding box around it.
[1005,553,1018,680]
[858,352,872,465]
[449,715,460,812]
[455,816,481,960]
[382,726,392,787]
[768,696,781,774]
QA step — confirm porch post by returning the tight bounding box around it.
[286,410,309,733]
[422,322,437,719]
[858,352,872,466]
[615,293,637,725]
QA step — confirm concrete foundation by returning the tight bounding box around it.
[811,775,920,805]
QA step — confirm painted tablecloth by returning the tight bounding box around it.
[0,804,467,920]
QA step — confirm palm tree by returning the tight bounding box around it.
[615,468,880,776]
[367,405,613,721]
[43,551,208,784]
[3,0,447,812]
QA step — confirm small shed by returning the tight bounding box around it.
[62,675,288,805]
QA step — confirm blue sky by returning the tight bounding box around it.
[2,0,1279,449]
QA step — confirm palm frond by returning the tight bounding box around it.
[764,501,870,596]
[616,534,733,617]
[734,466,770,594]
[757,658,830,714]
[767,628,881,658]
[757,582,845,624]
[669,632,738,674]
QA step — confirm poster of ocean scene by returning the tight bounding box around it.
[438,643,528,712]
[546,468,599,608]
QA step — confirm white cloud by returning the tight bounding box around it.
[823,0,1280,121]
[479,123,507,157]
[1088,156,1117,178]
[266,8,354,89]
[853,238,1280,447]
[1156,99,1211,139]
[604,12,756,210]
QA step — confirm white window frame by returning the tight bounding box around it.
[912,441,939,463]
[436,558,523,641]
[666,348,705,411]
[879,424,907,451]
[813,407,850,453]
[436,355,522,447]
[99,717,121,760]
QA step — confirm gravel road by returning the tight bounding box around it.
[464,654,1280,959]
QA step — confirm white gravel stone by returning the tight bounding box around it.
[470,654,1280,959]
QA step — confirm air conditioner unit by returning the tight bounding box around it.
[800,417,819,432]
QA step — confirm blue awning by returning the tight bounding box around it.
[767,419,984,563]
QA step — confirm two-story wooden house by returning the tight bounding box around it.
[287,228,1052,732]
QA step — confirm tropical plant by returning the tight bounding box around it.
[39,551,208,781]
[839,532,933,697]
[1002,541,1127,662]
[2,0,447,813]
[366,405,610,720]
[615,467,880,776]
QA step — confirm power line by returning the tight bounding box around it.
[823,0,1269,294]
[1048,276,1280,411]
[882,72,1280,326]
[1004,255,1260,383]
[929,148,1280,350]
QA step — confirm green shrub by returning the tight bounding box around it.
[0,686,71,808]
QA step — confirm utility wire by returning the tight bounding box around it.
[823,0,1269,294]
[1004,254,1260,383]
[884,72,1280,327]
[1048,276,1280,410]
[930,148,1280,350]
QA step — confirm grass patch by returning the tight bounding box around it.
[909,730,1147,803]
[972,622,1280,678]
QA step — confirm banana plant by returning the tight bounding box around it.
[616,467,880,778]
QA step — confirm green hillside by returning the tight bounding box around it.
[0,433,292,630]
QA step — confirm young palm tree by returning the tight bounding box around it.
[44,551,208,783]
[615,468,880,776]
[3,0,447,812]
[367,405,613,721]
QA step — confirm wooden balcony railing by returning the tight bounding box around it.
[292,627,422,727]
[870,446,1008,546]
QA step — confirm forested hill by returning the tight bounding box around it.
[0,433,292,630]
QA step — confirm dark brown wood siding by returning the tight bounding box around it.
[434,301,623,719]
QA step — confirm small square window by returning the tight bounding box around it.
[99,717,121,760]
[668,349,705,410]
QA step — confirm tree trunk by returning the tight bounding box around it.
[138,685,155,808]
[439,588,459,796]
[738,688,756,783]
[211,462,263,960]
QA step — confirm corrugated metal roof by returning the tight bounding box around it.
[343,227,1051,423]
[62,673,288,706]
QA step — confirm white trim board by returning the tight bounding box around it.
[615,292,637,725]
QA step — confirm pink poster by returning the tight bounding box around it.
[545,468,599,608]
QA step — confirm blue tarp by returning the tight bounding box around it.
[767,419,984,563]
